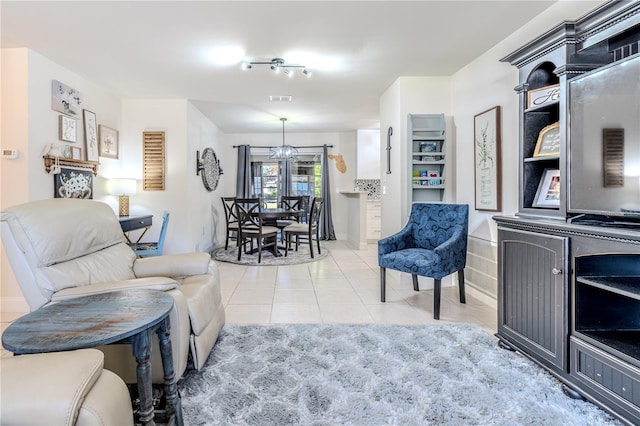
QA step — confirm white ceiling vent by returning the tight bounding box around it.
[269,95,292,102]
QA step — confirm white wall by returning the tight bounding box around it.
[379,76,452,237]
[356,129,381,179]
[1,48,122,313]
[121,99,226,254]
[186,103,227,252]
[222,131,357,241]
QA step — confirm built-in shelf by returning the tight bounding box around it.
[408,113,446,206]
[43,156,100,176]
[524,156,560,163]
[577,276,640,301]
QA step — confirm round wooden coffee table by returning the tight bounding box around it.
[2,289,182,426]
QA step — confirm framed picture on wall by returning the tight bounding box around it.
[53,167,93,199]
[474,106,502,212]
[98,125,119,159]
[83,110,99,162]
[51,80,82,116]
[58,115,77,142]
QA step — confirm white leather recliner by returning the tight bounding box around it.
[1,349,134,426]
[1,198,225,383]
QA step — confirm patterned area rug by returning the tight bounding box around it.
[212,243,328,266]
[178,323,622,425]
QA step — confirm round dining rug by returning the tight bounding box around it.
[212,243,328,266]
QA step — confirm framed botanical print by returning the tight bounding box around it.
[98,125,119,159]
[83,110,99,162]
[58,115,77,142]
[474,106,502,211]
[52,80,82,116]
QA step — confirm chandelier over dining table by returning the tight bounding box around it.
[270,117,299,160]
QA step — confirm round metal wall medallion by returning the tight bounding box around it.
[199,147,221,191]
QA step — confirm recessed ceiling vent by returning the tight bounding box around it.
[269,95,292,102]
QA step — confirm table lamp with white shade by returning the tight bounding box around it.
[111,178,137,217]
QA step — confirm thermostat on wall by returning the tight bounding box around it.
[2,149,19,159]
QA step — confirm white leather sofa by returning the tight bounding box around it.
[1,349,134,426]
[1,198,225,382]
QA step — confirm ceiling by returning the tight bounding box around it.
[1,1,557,134]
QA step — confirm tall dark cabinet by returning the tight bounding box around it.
[495,1,640,424]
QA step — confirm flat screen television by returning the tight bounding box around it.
[568,53,640,222]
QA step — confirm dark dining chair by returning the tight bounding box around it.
[221,197,239,250]
[378,203,468,320]
[128,211,169,257]
[276,195,305,241]
[283,197,324,258]
[235,197,279,263]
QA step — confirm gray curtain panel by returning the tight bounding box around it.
[236,145,252,197]
[321,145,336,240]
[280,159,293,197]
[251,161,262,197]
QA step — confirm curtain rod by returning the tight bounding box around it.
[232,145,333,149]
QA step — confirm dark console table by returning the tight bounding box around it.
[2,289,182,426]
[120,214,153,243]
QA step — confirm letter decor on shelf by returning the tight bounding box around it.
[527,84,560,109]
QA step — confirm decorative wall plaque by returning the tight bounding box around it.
[197,147,222,191]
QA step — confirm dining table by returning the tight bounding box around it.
[246,208,304,255]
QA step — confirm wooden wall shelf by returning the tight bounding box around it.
[43,156,100,176]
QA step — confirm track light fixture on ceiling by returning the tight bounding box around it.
[243,58,312,78]
[270,118,298,160]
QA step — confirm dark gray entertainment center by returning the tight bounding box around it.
[495,1,640,424]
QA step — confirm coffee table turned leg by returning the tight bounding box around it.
[132,330,155,426]
[157,318,183,426]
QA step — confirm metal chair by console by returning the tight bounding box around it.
[378,203,469,320]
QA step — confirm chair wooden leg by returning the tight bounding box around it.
[309,231,314,259]
[316,229,321,255]
[380,267,386,302]
[284,233,289,257]
[434,279,441,320]
[458,269,466,304]
[412,274,419,291]
[257,238,262,263]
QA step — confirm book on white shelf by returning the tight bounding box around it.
[420,141,438,162]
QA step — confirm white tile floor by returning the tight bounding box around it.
[1,240,497,359]
[219,240,497,333]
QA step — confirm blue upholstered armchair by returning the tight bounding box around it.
[378,203,469,320]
